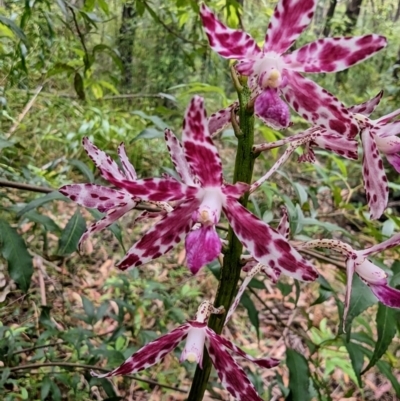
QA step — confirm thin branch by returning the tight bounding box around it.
[1,362,187,393]
[68,6,90,71]
[0,179,54,194]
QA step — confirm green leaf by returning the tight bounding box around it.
[343,339,364,386]
[0,16,28,44]
[0,219,33,293]
[82,295,95,320]
[68,159,95,182]
[285,349,311,401]
[240,292,260,340]
[74,72,85,100]
[57,210,86,256]
[0,138,14,150]
[132,128,164,142]
[41,376,52,400]
[24,211,60,232]
[343,275,378,336]
[18,191,68,217]
[362,304,397,373]
[248,277,266,289]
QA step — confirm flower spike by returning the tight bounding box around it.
[91,301,278,400]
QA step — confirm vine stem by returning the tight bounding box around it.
[187,80,256,399]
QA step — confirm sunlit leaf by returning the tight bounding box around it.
[0,16,28,44]
[57,210,86,256]
[18,192,68,217]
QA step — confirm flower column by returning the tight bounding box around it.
[187,73,256,400]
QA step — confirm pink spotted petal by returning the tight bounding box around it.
[91,323,191,378]
[117,143,137,181]
[182,96,223,187]
[264,0,317,54]
[208,328,280,369]
[185,226,222,274]
[281,71,359,137]
[375,120,400,138]
[222,182,250,198]
[205,329,264,401]
[223,198,318,281]
[165,129,197,186]
[59,184,133,213]
[386,153,400,173]
[348,91,383,116]
[102,177,199,202]
[79,199,138,248]
[117,199,200,270]
[200,4,261,59]
[376,107,400,126]
[255,88,291,130]
[313,131,359,160]
[236,60,256,76]
[284,36,387,73]
[369,283,400,308]
[82,137,126,181]
[359,232,400,257]
[277,207,290,239]
[361,129,388,220]
[208,103,238,137]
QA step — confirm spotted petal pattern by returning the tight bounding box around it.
[284,36,387,73]
[117,143,137,180]
[277,207,290,239]
[348,90,383,116]
[359,232,400,257]
[361,128,388,219]
[281,71,359,137]
[312,131,359,160]
[206,329,264,401]
[117,200,200,270]
[200,4,261,59]
[264,0,317,54]
[224,198,318,281]
[208,102,238,137]
[91,324,191,378]
[369,284,400,308]
[182,96,223,187]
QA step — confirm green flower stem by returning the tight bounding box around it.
[187,82,256,401]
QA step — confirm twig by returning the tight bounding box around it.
[68,6,90,71]
[33,256,47,306]
[0,179,53,194]
[6,84,43,139]
[1,362,187,393]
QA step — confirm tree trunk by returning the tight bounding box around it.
[118,3,136,92]
[394,0,400,21]
[323,0,337,37]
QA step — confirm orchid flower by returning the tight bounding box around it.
[91,301,279,401]
[93,96,318,281]
[59,140,141,248]
[225,208,295,324]
[300,233,400,323]
[348,91,400,219]
[200,1,386,136]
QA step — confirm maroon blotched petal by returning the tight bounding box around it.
[376,107,400,126]
[91,323,191,378]
[205,329,264,401]
[102,177,199,202]
[375,120,400,138]
[182,96,223,187]
[82,137,126,181]
[264,0,317,54]
[117,143,137,181]
[284,36,387,73]
[59,184,133,213]
[313,131,359,160]
[223,198,318,281]
[185,226,222,274]
[208,103,238,137]
[79,199,138,248]
[117,199,200,270]
[369,283,400,308]
[386,153,400,173]
[277,207,290,239]
[348,90,383,116]
[200,4,261,59]
[164,129,197,186]
[255,88,291,130]
[281,71,359,137]
[206,328,280,369]
[361,128,388,220]
[359,232,400,257]
[222,182,250,198]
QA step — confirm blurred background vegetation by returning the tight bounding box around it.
[0,0,399,400]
